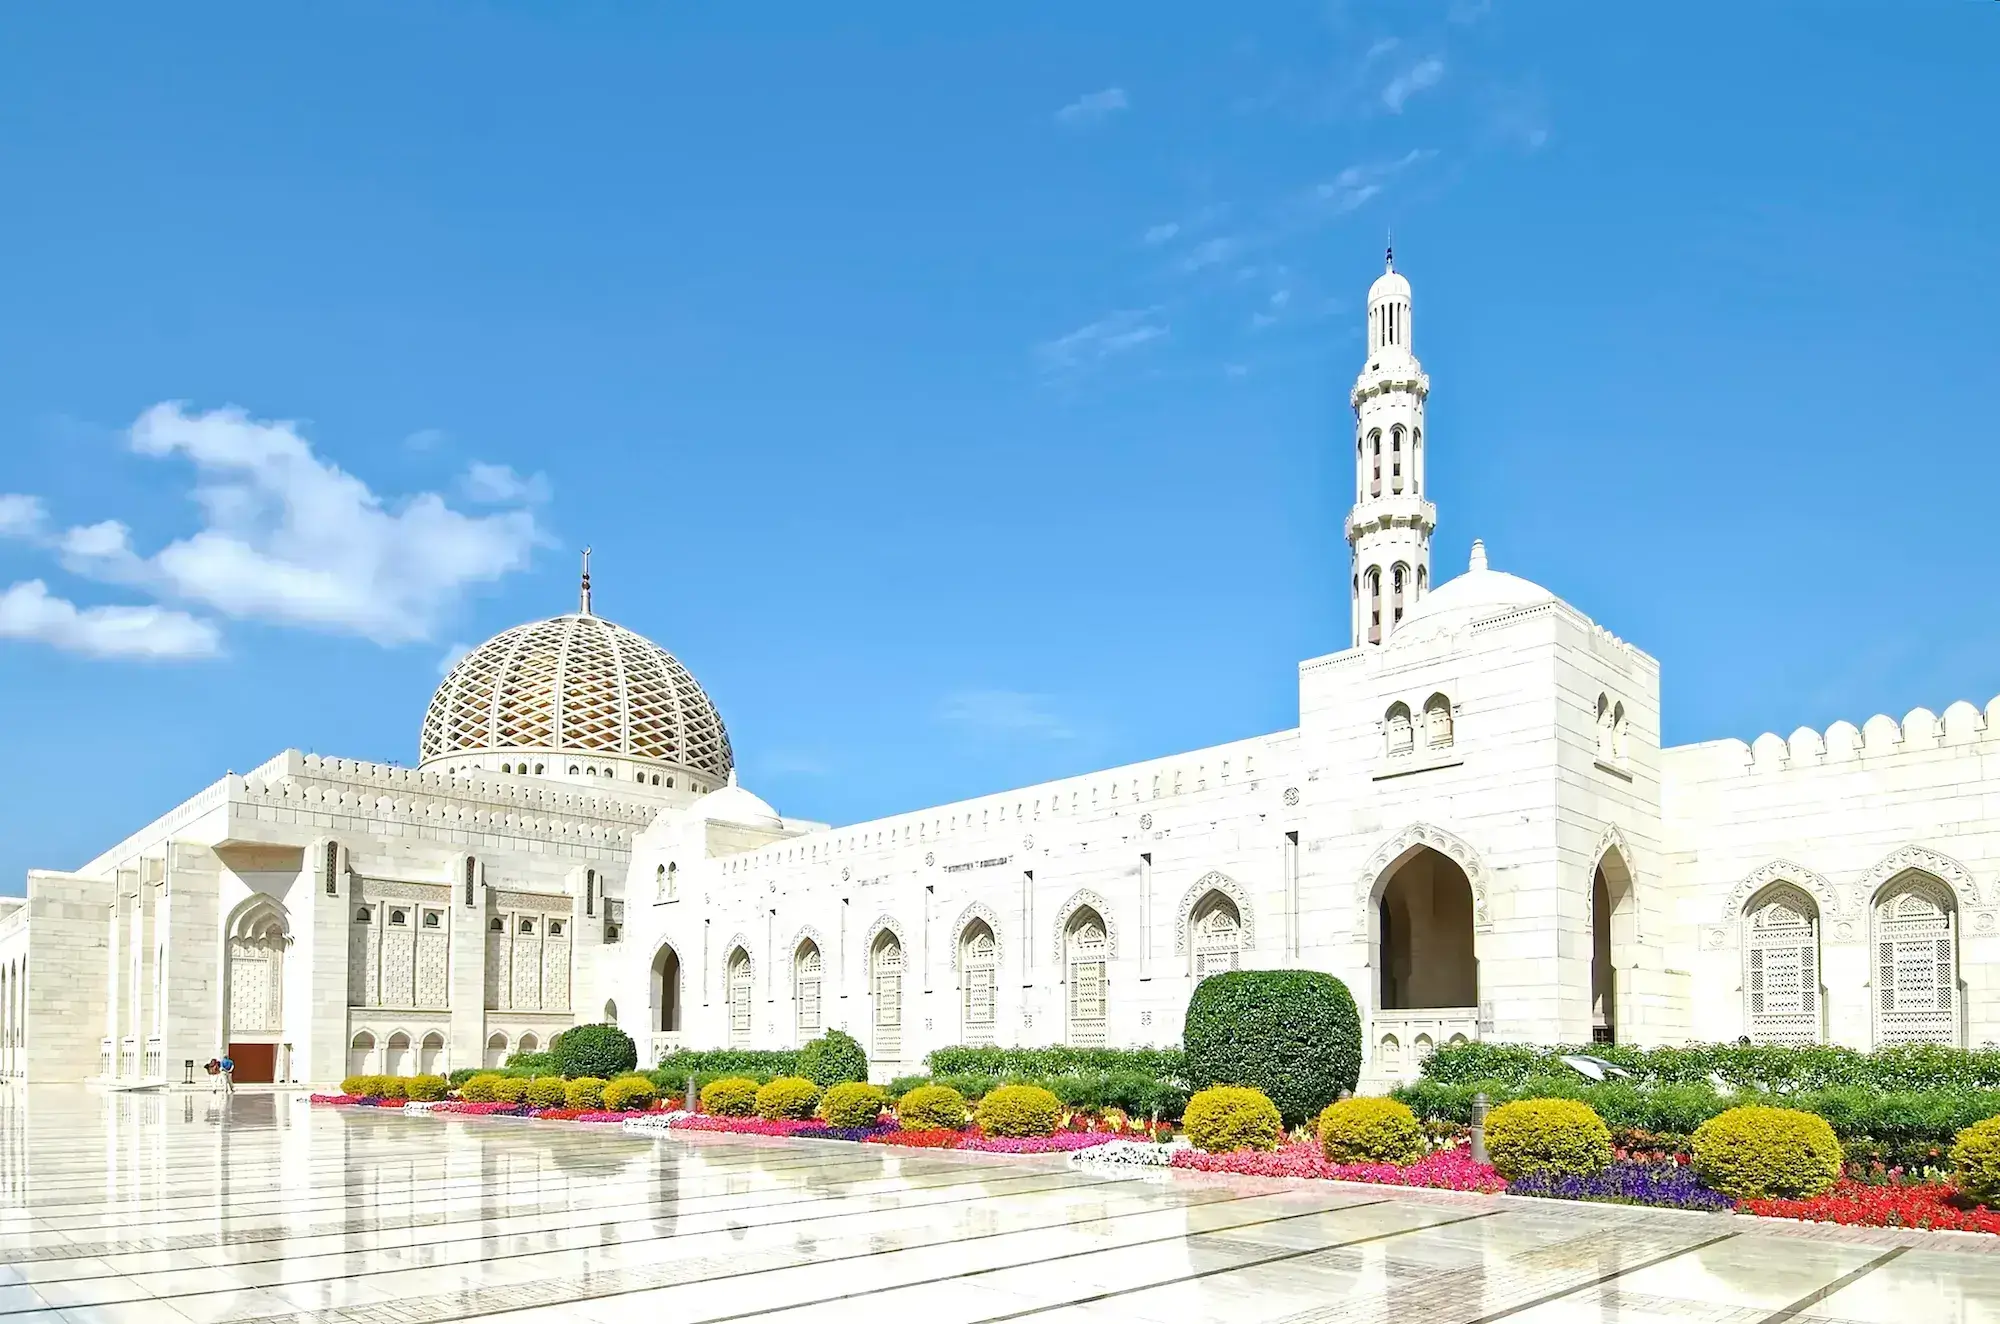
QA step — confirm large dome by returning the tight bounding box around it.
[418,611,733,784]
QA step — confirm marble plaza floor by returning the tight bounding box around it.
[0,1088,1994,1324]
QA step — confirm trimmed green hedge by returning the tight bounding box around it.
[654,1049,802,1083]
[1184,969,1361,1127]
[1417,1041,2000,1094]
[798,1030,869,1087]
[887,1070,1187,1119]
[925,1045,1185,1081]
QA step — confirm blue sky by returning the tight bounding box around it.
[2,4,1995,892]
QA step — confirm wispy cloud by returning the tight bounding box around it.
[1055,87,1128,127]
[939,690,1076,742]
[1035,308,1168,377]
[1312,149,1435,214]
[1382,56,1445,113]
[1175,236,1241,274]
[0,495,46,539]
[437,641,473,676]
[0,580,219,659]
[1142,222,1181,246]
[461,462,551,505]
[403,427,449,451]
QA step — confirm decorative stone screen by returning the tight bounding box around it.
[1874,877,1959,1046]
[1742,884,1820,1045]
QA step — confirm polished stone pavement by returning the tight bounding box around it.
[0,1087,1994,1324]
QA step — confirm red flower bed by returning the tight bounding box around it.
[1741,1180,2000,1233]
[310,1094,364,1105]
[866,1128,963,1149]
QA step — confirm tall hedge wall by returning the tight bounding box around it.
[1418,1041,2000,1094]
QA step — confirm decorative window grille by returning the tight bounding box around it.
[872,937,904,1062]
[1067,916,1108,1048]
[326,842,340,896]
[1874,878,1958,1046]
[795,945,822,1040]
[727,951,753,1050]
[1192,898,1243,977]
[962,927,997,1047]
[464,856,475,907]
[1742,884,1820,1045]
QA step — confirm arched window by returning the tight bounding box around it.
[484,1031,507,1069]
[1873,875,1959,1046]
[1391,563,1407,626]
[1612,702,1628,759]
[1366,568,1383,644]
[1415,564,1427,597]
[419,1031,446,1076]
[960,922,997,1046]
[603,999,618,1022]
[384,1031,412,1076]
[871,933,904,1063]
[794,942,823,1041]
[1412,428,1422,494]
[1369,432,1382,496]
[1423,693,1453,748]
[518,1032,538,1053]
[348,1031,375,1078]
[1385,702,1414,755]
[1065,909,1109,1047]
[727,948,753,1050]
[1391,425,1404,493]
[1595,694,1614,760]
[1190,893,1243,976]
[1742,884,1821,1045]
[655,864,666,900]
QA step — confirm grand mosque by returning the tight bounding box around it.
[6,255,1997,1091]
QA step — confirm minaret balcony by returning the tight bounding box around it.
[1351,367,1430,407]
[1346,495,1437,541]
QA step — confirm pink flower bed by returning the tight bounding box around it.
[571,1111,644,1123]
[310,1094,363,1105]
[429,1101,528,1116]
[673,1115,816,1136]
[957,1131,1119,1154]
[1171,1141,1506,1193]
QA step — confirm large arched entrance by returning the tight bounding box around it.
[1372,846,1477,1077]
[650,943,682,1061]
[1591,846,1636,1044]
[224,894,288,1083]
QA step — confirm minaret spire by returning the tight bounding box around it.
[579,546,593,616]
[1346,251,1434,647]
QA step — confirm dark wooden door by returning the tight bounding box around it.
[228,1042,277,1083]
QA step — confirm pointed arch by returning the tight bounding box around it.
[786,925,829,988]
[1721,859,1840,925]
[863,914,908,956]
[1871,869,1961,1046]
[1050,889,1119,962]
[1863,846,1980,912]
[649,939,683,1033]
[1356,822,1490,933]
[1174,872,1256,953]
[949,902,1003,972]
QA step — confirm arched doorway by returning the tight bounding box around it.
[1376,847,1477,1010]
[871,931,904,1064]
[348,1031,375,1078]
[651,943,682,1060]
[794,941,823,1042]
[1591,846,1636,1044]
[726,948,753,1050]
[1065,908,1109,1047]
[959,921,997,1046]
[224,895,288,1084]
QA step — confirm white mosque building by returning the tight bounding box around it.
[5,254,1998,1091]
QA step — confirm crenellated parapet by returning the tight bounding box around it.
[1673,696,2000,777]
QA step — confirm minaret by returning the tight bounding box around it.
[1347,247,1436,646]
[579,546,594,616]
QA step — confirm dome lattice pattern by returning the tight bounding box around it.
[419,613,733,779]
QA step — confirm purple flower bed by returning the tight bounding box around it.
[957,1132,1118,1154]
[793,1124,896,1142]
[1506,1160,1732,1212]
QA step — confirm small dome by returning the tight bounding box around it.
[1392,541,1555,645]
[419,611,732,781]
[1369,267,1411,304]
[689,771,782,831]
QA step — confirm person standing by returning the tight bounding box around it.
[218,1052,235,1095]
[204,1058,221,1094]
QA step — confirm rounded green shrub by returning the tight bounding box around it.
[339,1074,375,1098]
[405,1074,448,1103]
[602,1075,658,1112]
[755,1076,822,1120]
[375,1076,408,1101]
[1317,1096,1425,1165]
[552,1023,638,1080]
[1185,1085,1283,1154]
[1485,1098,1614,1182]
[490,1076,531,1105]
[798,1030,869,1087]
[975,1084,1065,1138]
[1951,1116,2000,1207]
[819,1081,890,1128]
[458,1073,502,1102]
[701,1076,761,1117]
[524,1076,569,1109]
[563,1076,608,1110]
[898,1084,969,1130]
[1692,1105,1842,1199]
[1184,970,1361,1126]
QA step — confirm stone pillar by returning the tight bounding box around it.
[302,840,352,1087]
[162,844,223,1083]
[448,852,488,1077]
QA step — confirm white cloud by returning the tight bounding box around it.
[437,640,473,676]
[1035,309,1169,376]
[1142,222,1180,245]
[1382,57,1444,113]
[403,427,449,451]
[939,690,1075,741]
[1176,236,1240,274]
[461,462,551,505]
[1314,149,1434,214]
[1055,87,1128,127]
[0,495,46,539]
[0,580,219,659]
[47,403,547,646]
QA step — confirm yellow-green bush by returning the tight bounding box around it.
[1316,1096,1424,1165]
[405,1074,448,1103]
[1692,1105,1842,1199]
[491,1075,530,1105]
[458,1073,503,1102]
[375,1076,409,1101]
[1485,1099,1613,1182]
[975,1084,1065,1138]
[1184,1085,1283,1154]
[339,1074,380,1098]
[564,1076,608,1110]
[819,1081,890,1128]
[524,1076,568,1109]
[602,1075,658,1112]
[755,1076,822,1120]
[898,1084,969,1130]
[702,1076,761,1117]
[1951,1117,2000,1207]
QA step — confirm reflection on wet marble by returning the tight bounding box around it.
[0,1086,1993,1324]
